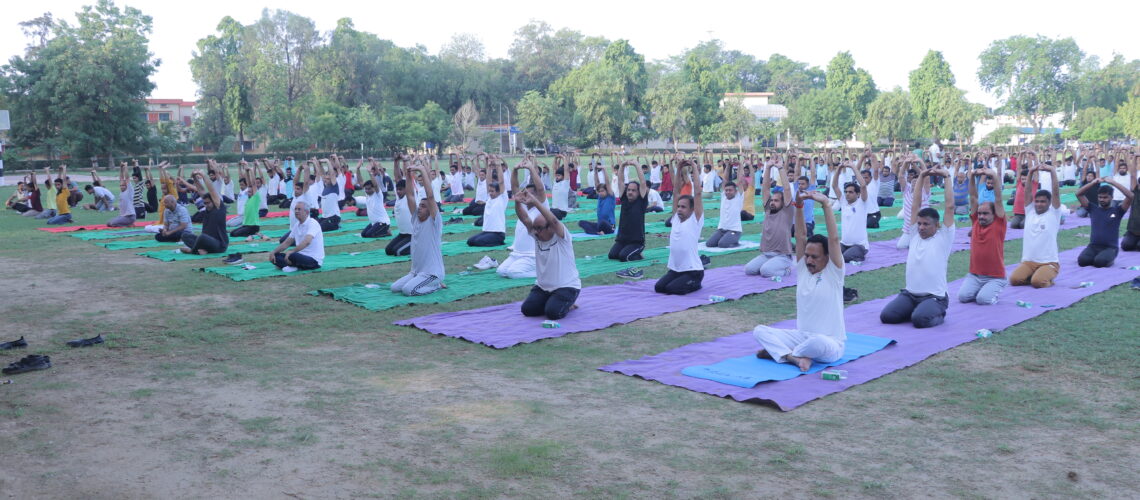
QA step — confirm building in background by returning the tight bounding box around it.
[142,99,197,147]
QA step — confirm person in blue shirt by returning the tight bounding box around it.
[793,175,816,236]
[578,165,616,235]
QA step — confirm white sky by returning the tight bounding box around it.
[3,0,1138,109]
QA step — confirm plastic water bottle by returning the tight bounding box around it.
[458,266,472,276]
[976,329,993,338]
[541,320,561,328]
[708,295,727,303]
[1078,281,1094,288]
[363,283,381,289]
[1016,300,1032,308]
[850,260,864,266]
[771,275,783,282]
[820,369,847,381]
[1126,266,1140,271]
[584,255,594,260]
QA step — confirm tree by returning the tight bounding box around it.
[646,73,697,147]
[787,88,855,143]
[516,90,566,150]
[1115,97,1140,139]
[679,40,730,140]
[977,36,1083,132]
[863,88,916,145]
[439,33,485,64]
[1,0,159,161]
[1075,55,1140,111]
[927,87,984,142]
[550,40,647,146]
[418,101,451,152]
[979,125,1019,146]
[825,51,877,119]
[508,20,608,92]
[908,50,956,140]
[246,9,322,139]
[767,53,825,105]
[707,98,758,152]
[1063,107,1120,141]
[449,100,481,150]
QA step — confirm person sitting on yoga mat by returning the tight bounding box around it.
[392,159,445,296]
[498,162,546,279]
[106,162,137,228]
[179,171,229,255]
[608,159,649,260]
[443,162,465,203]
[958,165,1007,304]
[467,160,507,247]
[268,200,324,272]
[1010,162,1061,288]
[744,159,794,277]
[1076,171,1133,268]
[315,159,343,232]
[833,159,869,263]
[156,195,191,243]
[655,158,705,295]
[863,152,882,229]
[706,162,743,248]
[880,167,955,328]
[462,155,490,217]
[513,188,581,319]
[1121,156,1139,252]
[386,156,416,256]
[357,174,392,238]
[895,155,932,250]
[230,163,266,240]
[753,189,845,372]
[579,165,616,235]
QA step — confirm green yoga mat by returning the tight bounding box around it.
[310,233,765,312]
[141,232,380,261]
[201,237,516,281]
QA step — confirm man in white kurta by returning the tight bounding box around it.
[753,190,846,371]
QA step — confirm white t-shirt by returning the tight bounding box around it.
[93,185,115,202]
[257,186,269,210]
[475,178,488,203]
[840,197,869,249]
[718,193,744,231]
[668,214,704,272]
[430,176,443,201]
[701,171,716,192]
[289,191,317,234]
[551,180,570,211]
[534,232,581,291]
[234,190,248,216]
[268,174,282,196]
[366,192,390,225]
[462,172,476,189]
[411,213,445,277]
[448,172,464,195]
[1061,163,1077,182]
[1038,170,1055,194]
[335,173,347,201]
[293,217,325,266]
[864,179,881,214]
[222,178,235,201]
[905,224,955,296]
[1022,205,1061,264]
[318,182,340,218]
[647,189,664,210]
[511,205,541,255]
[395,196,413,234]
[482,194,508,233]
[795,258,846,341]
[649,165,662,184]
[1112,173,1131,201]
[306,182,324,208]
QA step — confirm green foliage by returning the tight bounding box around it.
[551,40,647,146]
[862,88,916,144]
[1063,107,1121,141]
[766,54,825,105]
[787,88,855,143]
[646,73,697,146]
[516,91,567,149]
[824,51,877,119]
[1,0,158,160]
[1117,97,1140,139]
[908,50,956,139]
[508,20,609,93]
[927,87,985,142]
[705,98,758,152]
[979,125,1019,146]
[978,36,1083,130]
[1075,54,1140,111]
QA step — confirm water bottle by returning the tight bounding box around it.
[708,295,727,303]
[541,320,561,328]
[1078,281,1094,288]
[1016,300,1032,308]
[820,369,847,381]
[976,329,993,338]
[1127,266,1140,271]
[771,275,783,282]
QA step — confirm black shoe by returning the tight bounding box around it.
[2,355,51,375]
[0,336,27,350]
[378,229,392,238]
[700,255,711,266]
[445,217,464,225]
[223,253,244,265]
[1132,277,1140,290]
[843,287,858,303]
[616,268,644,279]
[66,334,104,348]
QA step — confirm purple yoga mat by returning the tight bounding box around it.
[395,216,1092,349]
[600,244,1140,411]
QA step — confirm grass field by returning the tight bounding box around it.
[0,166,1137,499]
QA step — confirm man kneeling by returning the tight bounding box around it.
[514,189,581,320]
[753,190,845,371]
[268,201,324,272]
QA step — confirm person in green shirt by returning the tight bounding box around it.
[229,162,265,241]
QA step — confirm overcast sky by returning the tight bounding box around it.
[3,0,1138,109]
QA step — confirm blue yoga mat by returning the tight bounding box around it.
[681,333,895,388]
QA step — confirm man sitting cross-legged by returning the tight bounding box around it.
[1075,169,1133,268]
[268,200,325,272]
[958,165,1007,304]
[1009,163,1062,288]
[513,189,581,320]
[880,167,955,328]
[753,189,845,372]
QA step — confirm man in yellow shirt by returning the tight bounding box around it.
[46,165,74,225]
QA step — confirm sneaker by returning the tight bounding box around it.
[452,208,463,214]
[281,266,299,273]
[473,255,498,270]
[66,334,104,347]
[1132,277,1140,290]
[2,355,51,375]
[616,268,644,279]
[700,255,711,266]
[445,217,464,225]
[0,336,27,350]
[223,253,244,265]
[843,287,859,303]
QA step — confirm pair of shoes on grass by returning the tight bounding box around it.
[3,355,51,375]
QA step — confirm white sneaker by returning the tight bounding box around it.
[452,208,463,214]
[473,255,498,270]
[281,266,299,273]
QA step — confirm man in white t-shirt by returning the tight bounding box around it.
[467,162,507,247]
[649,160,663,189]
[880,168,956,328]
[700,165,716,198]
[1010,164,1062,288]
[499,166,546,279]
[646,187,664,212]
[360,179,392,238]
[269,201,324,272]
[706,166,744,248]
[550,167,572,220]
[753,190,845,371]
[861,153,882,228]
[392,161,445,296]
[832,163,869,263]
[656,160,706,295]
[513,184,581,320]
[444,164,465,203]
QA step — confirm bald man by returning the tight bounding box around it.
[513,188,581,320]
[268,200,325,272]
[155,195,192,242]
